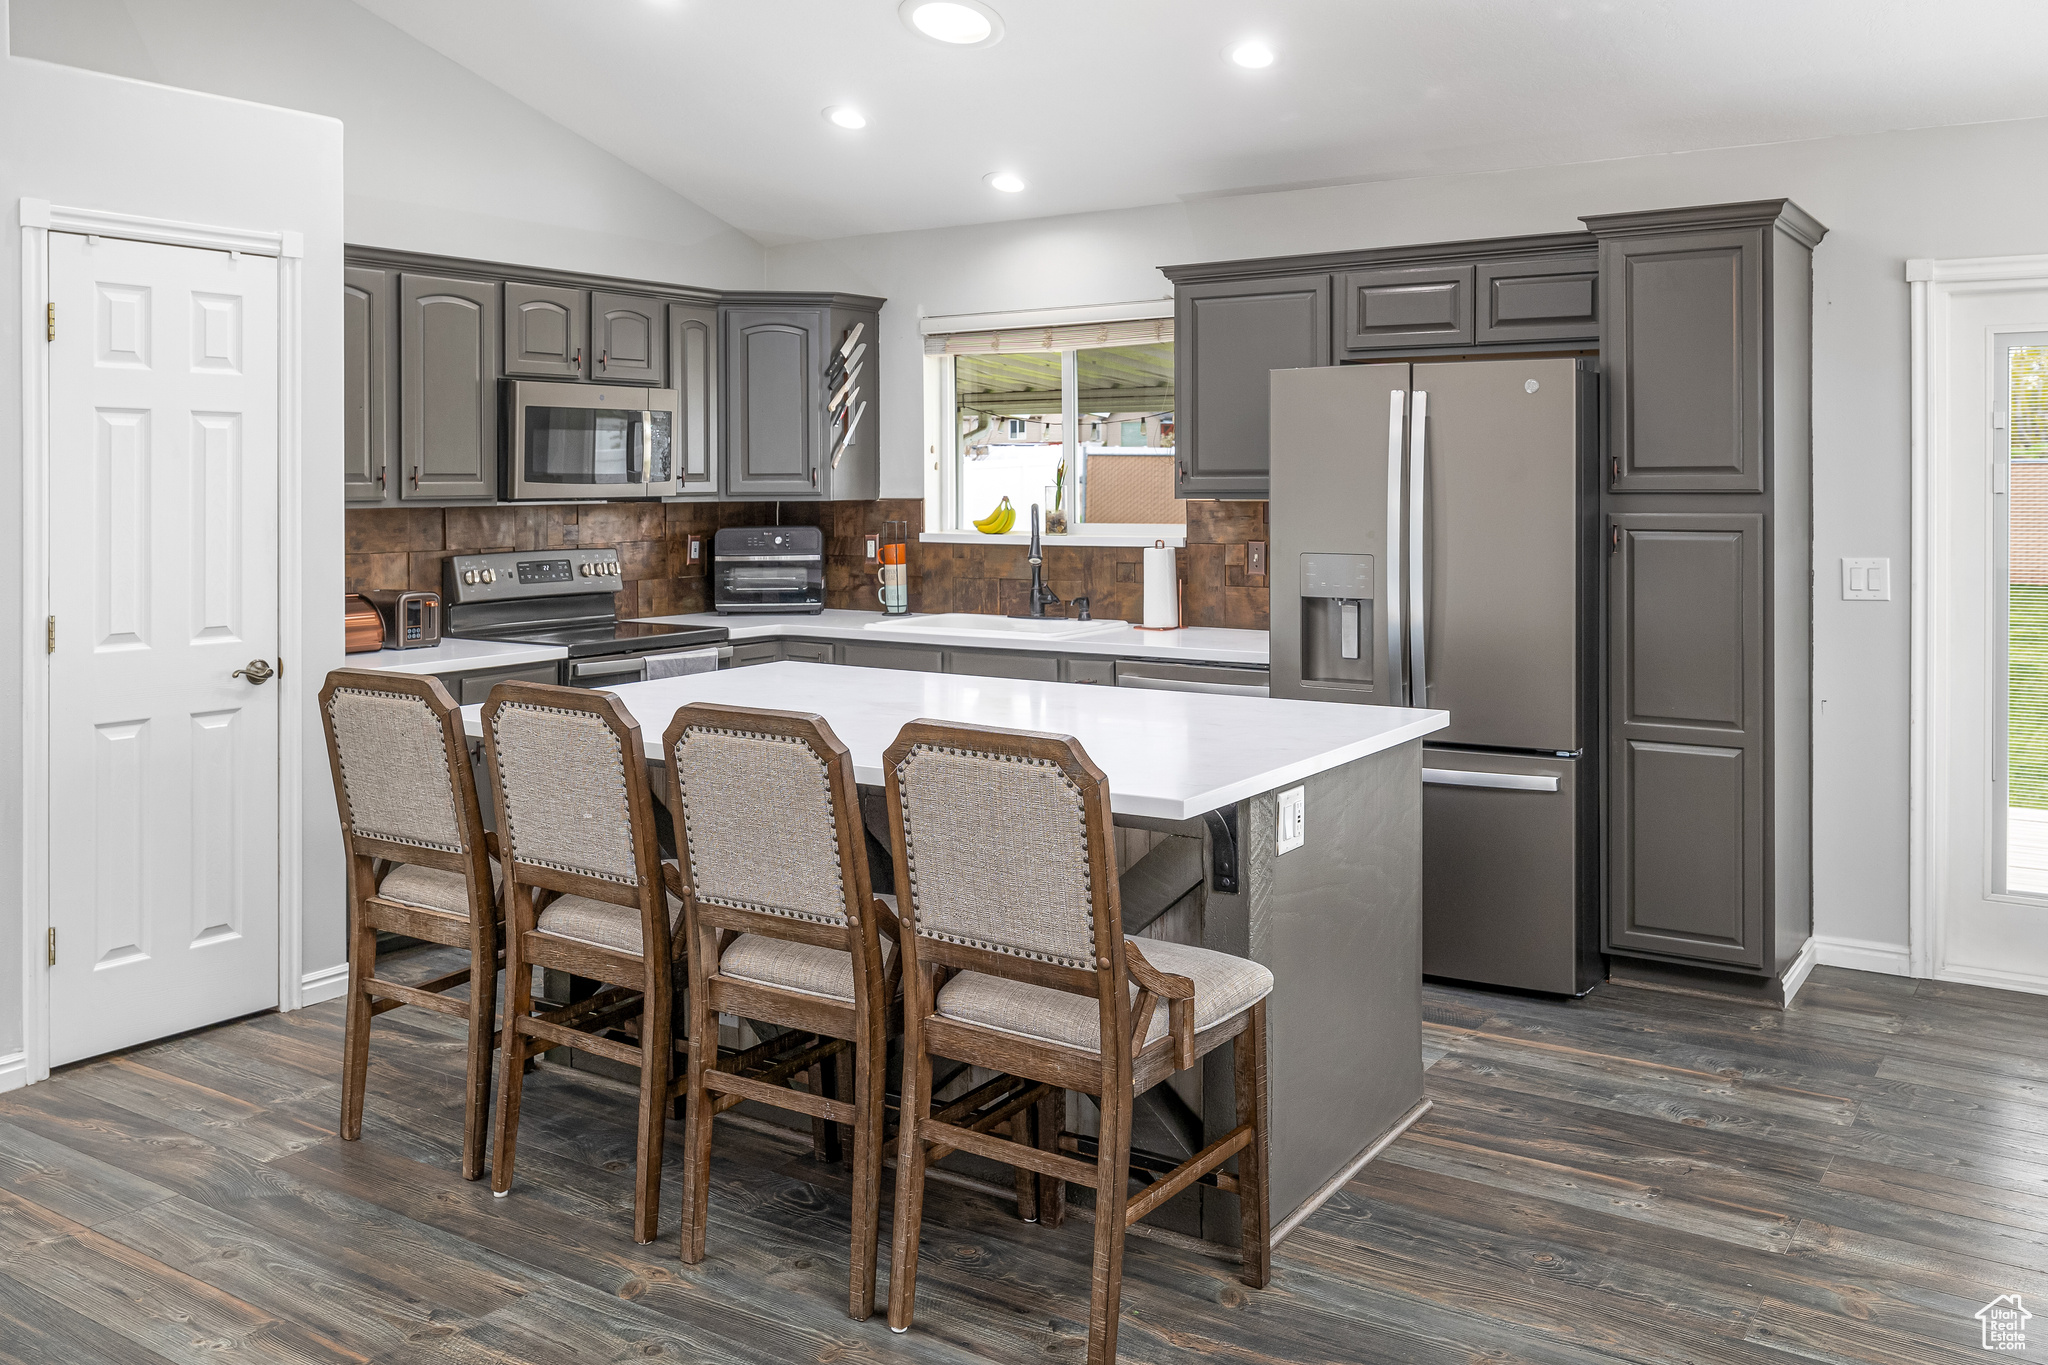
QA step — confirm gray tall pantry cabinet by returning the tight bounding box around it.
[1587,200,1824,985]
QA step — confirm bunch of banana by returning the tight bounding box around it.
[973,496,1016,533]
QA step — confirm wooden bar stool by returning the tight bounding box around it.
[882,720,1274,1364]
[318,669,504,1181]
[480,682,683,1244]
[663,703,899,1320]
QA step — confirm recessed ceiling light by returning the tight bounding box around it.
[900,0,1003,48]
[823,105,867,130]
[1227,40,1276,69]
[984,171,1026,193]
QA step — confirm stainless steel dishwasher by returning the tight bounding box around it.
[1113,660,1271,696]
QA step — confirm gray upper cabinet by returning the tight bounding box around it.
[1475,256,1599,344]
[399,273,498,501]
[343,266,396,504]
[669,303,719,497]
[1338,264,1473,352]
[723,306,824,497]
[1606,512,1767,969]
[591,290,665,384]
[504,282,587,378]
[1174,273,1332,498]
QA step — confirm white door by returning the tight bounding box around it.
[1936,286,2048,992]
[46,232,281,1065]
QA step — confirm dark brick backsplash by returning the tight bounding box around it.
[344,498,1268,631]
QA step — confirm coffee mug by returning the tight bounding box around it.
[876,562,907,611]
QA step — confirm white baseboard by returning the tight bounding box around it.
[1778,935,1820,1005]
[1937,961,2048,998]
[299,963,350,1007]
[0,1051,27,1094]
[1811,935,1914,977]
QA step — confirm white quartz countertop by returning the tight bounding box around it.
[346,637,567,675]
[631,609,1270,666]
[458,660,1443,820]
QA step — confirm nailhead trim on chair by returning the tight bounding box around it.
[674,723,847,925]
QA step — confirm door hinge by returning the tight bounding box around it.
[46,302,55,342]
[47,928,56,967]
[46,615,55,653]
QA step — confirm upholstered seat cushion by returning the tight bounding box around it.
[535,866,684,955]
[935,938,1273,1053]
[376,859,501,916]
[718,895,898,1003]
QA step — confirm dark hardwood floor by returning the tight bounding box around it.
[1,956,2042,1364]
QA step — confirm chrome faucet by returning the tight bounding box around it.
[1027,503,1062,618]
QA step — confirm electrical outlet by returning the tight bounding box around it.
[687,534,703,564]
[1276,785,1306,854]
[1842,557,1890,601]
[1248,540,1267,577]
[866,534,879,562]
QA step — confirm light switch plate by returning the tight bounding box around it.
[687,534,703,564]
[866,534,879,563]
[1248,540,1267,577]
[1842,557,1891,601]
[1276,785,1306,855]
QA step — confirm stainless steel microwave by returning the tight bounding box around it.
[501,379,679,500]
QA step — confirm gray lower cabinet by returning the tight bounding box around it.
[1338,264,1473,352]
[783,640,834,664]
[1173,273,1332,499]
[725,640,784,668]
[724,306,825,497]
[445,661,561,706]
[504,282,587,378]
[590,291,665,384]
[1605,512,1766,968]
[841,642,942,672]
[343,266,396,504]
[1475,256,1599,344]
[1062,658,1117,685]
[947,650,1059,682]
[399,273,498,500]
[670,304,719,497]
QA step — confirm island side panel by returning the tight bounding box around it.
[1242,739,1425,1229]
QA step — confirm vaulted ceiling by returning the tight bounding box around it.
[357,0,2048,246]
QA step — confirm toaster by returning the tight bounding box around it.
[361,590,441,650]
[343,595,385,654]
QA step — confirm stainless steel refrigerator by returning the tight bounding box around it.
[1270,358,1602,995]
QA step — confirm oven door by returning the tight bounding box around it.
[505,381,678,500]
[714,557,824,613]
[565,646,729,688]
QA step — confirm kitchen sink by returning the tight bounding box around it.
[863,612,1128,641]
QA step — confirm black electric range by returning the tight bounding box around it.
[442,549,727,687]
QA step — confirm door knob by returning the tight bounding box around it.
[232,659,274,685]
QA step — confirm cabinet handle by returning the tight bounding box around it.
[573,346,582,368]
[1610,525,1621,553]
[1610,455,1620,483]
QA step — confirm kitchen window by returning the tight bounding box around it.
[923,312,1181,540]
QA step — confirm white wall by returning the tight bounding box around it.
[8,0,763,288]
[768,114,2048,959]
[0,23,346,1060]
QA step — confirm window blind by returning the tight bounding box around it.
[924,315,1174,356]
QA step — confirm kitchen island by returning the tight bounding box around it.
[461,660,1445,1249]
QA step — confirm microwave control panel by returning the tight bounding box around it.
[443,549,623,605]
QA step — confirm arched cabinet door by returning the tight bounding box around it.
[670,303,720,497]
[505,281,587,379]
[399,272,498,501]
[591,290,666,384]
[722,307,824,497]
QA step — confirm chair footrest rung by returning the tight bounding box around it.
[1123,1124,1253,1225]
[916,1119,1097,1186]
[364,977,467,1017]
[708,1069,853,1122]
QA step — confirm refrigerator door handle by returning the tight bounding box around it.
[1407,390,1429,707]
[1385,388,1407,704]
[1423,767,1561,793]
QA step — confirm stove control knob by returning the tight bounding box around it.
[463,569,477,585]
[579,563,591,576]
[481,569,495,584]
[608,561,620,576]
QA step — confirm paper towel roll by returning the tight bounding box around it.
[1142,543,1180,629]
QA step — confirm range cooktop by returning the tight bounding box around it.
[448,620,727,659]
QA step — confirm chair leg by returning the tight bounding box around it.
[1034,1088,1067,1227]
[338,903,375,1143]
[886,985,936,1333]
[459,937,498,1182]
[1012,1111,1038,1221]
[632,977,672,1245]
[809,1057,841,1163]
[1235,1000,1272,1290]
[1085,1085,1133,1365]
[846,1035,886,1321]
[489,938,532,1196]
[678,928,716,1265]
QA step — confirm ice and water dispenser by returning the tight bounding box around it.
[1299,553,1375,689]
